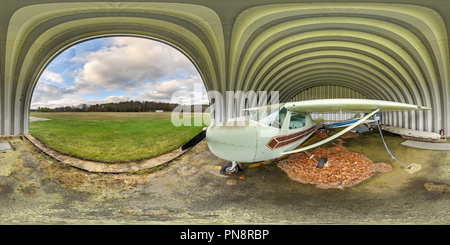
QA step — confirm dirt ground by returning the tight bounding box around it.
[1,128,450,224]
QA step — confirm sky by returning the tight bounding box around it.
[31,36,208,109]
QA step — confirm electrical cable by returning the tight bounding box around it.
[374,114,411,169]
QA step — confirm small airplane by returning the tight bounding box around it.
[182,99,431,174]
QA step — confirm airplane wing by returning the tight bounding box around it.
[243,103,285,112]
[284,99,430,113]
[280,99,432,156]
[322,113,362,123]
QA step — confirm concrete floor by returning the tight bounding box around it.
[0,129,450,224]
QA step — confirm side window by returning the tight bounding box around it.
[289,113,306,129]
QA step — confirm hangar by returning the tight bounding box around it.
[0,0,449,136]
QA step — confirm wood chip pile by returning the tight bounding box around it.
[278,143,390,189]
[315,130,329,138]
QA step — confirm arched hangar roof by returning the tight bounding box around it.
[0,1,449,135]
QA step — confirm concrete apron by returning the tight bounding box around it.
[0,142,12,151]
[23,134,188,173]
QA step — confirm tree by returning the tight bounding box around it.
[36,100,182,113]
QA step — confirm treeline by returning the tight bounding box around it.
[32,101,208,113]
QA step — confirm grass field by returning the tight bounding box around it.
[29,112,209,163]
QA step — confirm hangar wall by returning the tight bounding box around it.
[1,1,449,136]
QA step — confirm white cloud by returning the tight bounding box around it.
[94,95,131,104]
[31,80,77,108]
[136,76,208,104]
[70,37,199,95]
[41,70,64,84]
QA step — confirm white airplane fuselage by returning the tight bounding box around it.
[206,112,322,163]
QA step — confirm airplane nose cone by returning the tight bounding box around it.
[206,121,257,162]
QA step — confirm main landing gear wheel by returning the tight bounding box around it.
[364,123,374,131]
[220,161,240,174]
[316,157,328,169]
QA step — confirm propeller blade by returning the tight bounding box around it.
[182,129,207,151]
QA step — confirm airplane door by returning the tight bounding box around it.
[287,112,307,132]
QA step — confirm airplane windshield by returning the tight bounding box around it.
[250,104,287,129]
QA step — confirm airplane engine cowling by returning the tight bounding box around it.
[206,121,257,163]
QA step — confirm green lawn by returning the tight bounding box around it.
[29,112,209,163]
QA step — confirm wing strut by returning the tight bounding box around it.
[280,109,379,156]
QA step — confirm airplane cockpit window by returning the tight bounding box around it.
[250,104,286,129]
[289,112,306,129]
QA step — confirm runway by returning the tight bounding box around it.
[30,117,52,122]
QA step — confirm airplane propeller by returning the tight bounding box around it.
[182,128,207,151]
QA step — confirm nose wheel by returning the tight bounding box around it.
[220,161,240,174]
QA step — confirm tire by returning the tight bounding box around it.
[220,162,240,174]
[316,157,327,168]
